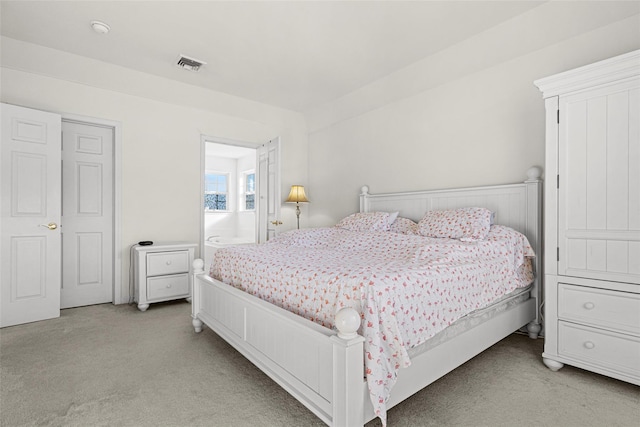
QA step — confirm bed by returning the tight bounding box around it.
[191,168,542,426]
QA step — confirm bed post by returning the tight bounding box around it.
[359,186,370,213]
[524,166,543,339]
[331,308,365,427]
[192,259,204,333]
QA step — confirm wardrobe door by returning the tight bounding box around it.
[558,78,640,284]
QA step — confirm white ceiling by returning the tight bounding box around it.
[1,1,554,112]
[206,141,255,159]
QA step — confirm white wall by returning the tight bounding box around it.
[0,37,308,303]
[306,9,640,226]
[2,3,639,301]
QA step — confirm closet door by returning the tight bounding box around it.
[558,78,640,284]
[1,103,62,327]
[60,121,114,308]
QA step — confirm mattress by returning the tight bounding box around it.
[210,224,535,421]
[407,282,532,359]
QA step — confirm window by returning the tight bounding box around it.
[244,172,256,210]
[204,173,228,211]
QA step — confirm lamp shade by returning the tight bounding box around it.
[285,185,309,203]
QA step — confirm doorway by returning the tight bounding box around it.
[202,139,257,272]
[200,136,281,271]
[204,141,257,240]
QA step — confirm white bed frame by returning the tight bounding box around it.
[191,168,543,426]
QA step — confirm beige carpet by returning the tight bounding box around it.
[1,301,638,427]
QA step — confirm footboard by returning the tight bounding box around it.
[191,260,365,427]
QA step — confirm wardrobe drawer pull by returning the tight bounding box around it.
[584,341,595,350]
[583,302,594,310]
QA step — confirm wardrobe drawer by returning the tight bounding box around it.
[147,274,189,300]
[558,321,640,378]
[147,251,190,276]
[558,284,640,335]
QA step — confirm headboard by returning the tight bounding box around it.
[359,167,543,324]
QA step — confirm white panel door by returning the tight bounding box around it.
[61,121,113,308]
[558,78,640,283]
[1,103,62,327]
[257,138,281,243]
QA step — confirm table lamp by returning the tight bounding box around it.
[285,185,309,229]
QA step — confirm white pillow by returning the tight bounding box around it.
[388,211,400,225]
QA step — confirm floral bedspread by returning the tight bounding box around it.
[210,225,534,425]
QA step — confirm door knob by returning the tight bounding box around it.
[39,222,58,230]
[270,220,283,226]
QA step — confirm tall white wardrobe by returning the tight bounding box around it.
[535,50,640,385]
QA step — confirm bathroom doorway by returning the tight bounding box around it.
[200,135,281,271]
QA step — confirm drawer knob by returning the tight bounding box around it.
[584,341,595,350]
[583,302,595,310]
[166,284,172,288]
[166,260,172,265]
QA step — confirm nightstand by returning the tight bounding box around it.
[133,242,197,312]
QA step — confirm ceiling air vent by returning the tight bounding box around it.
[176,54,206,72]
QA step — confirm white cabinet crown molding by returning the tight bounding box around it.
[534,49,640,98]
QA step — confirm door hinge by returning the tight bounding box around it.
[557,247,560,262]
[557,174,559,189]
[557,109,560,124]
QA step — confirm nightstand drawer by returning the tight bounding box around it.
[147,274,189,300]
[558,283,640,335]
[558,321,640,378]
[147,251,190,276]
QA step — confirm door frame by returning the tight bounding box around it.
[257,137,282,243]
[62,113,123,305]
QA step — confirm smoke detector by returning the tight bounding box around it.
[176,54,206,72]
[90,20,110,34]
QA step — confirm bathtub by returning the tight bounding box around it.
[205,236,255,249]
[204,237,255,272]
